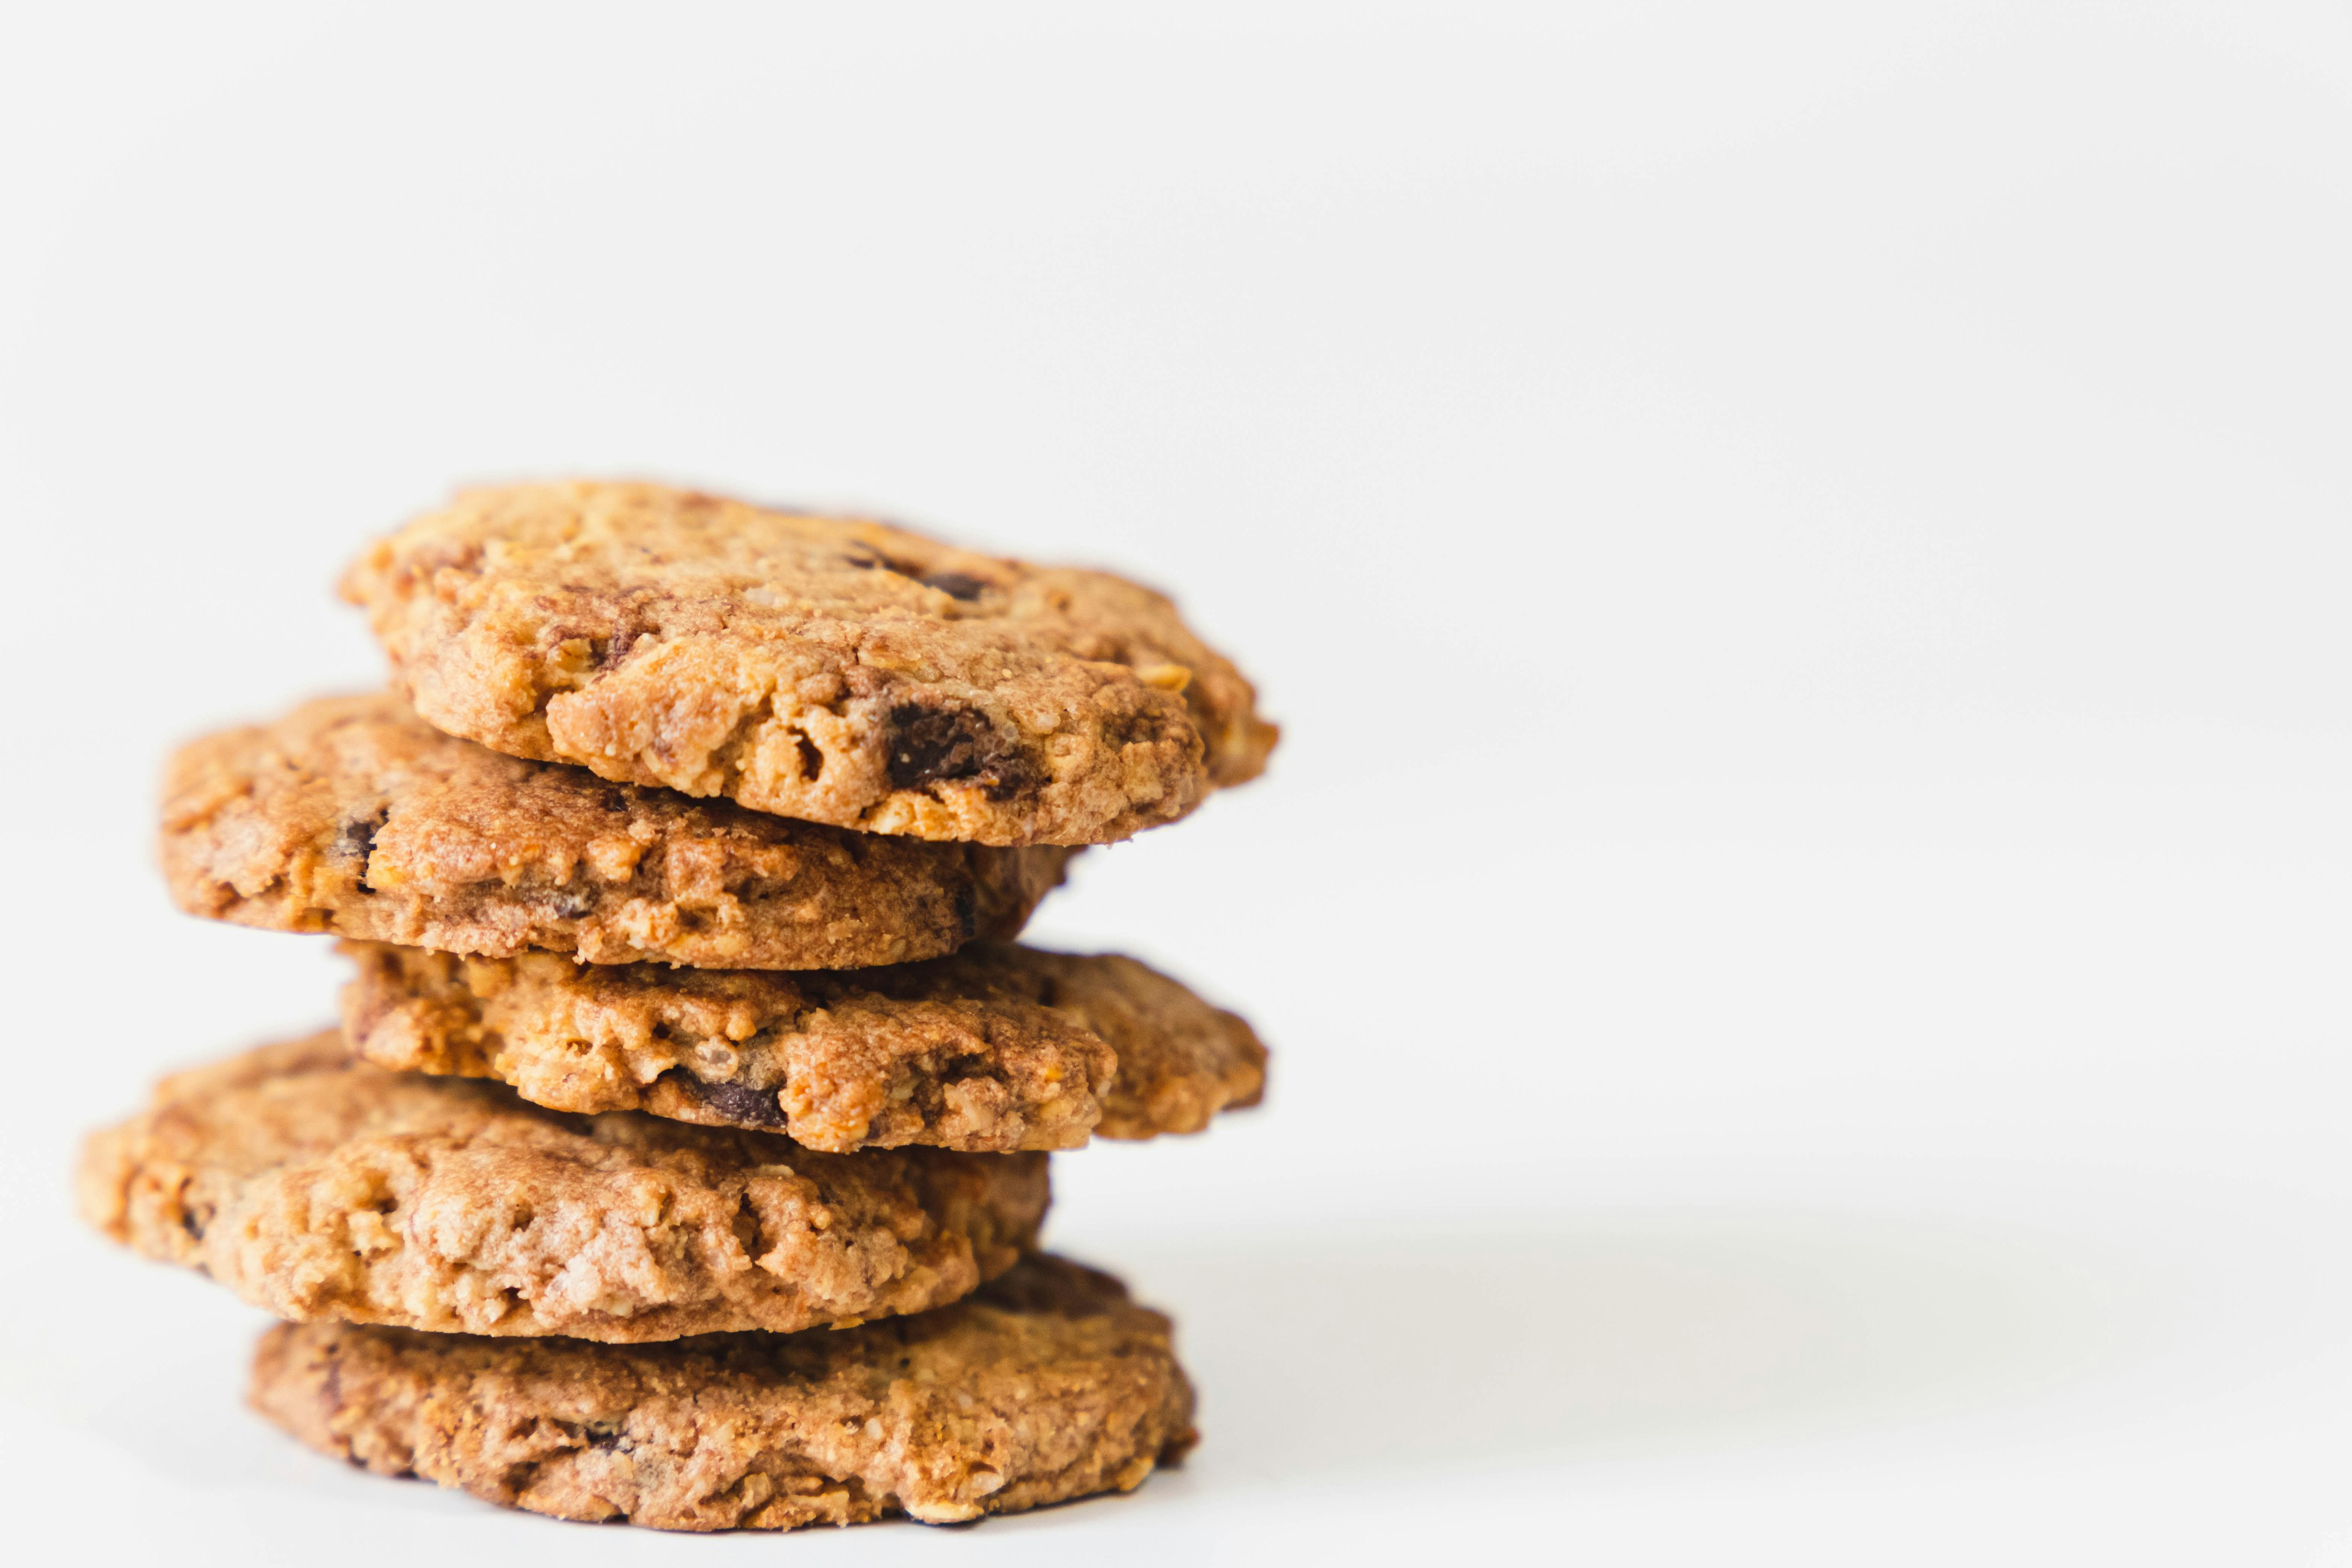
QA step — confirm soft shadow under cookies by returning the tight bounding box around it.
[1083,1206,2138,1488]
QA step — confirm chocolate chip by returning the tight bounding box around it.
[598,629,643,670]
[845,549,933,579]
[886,704,984,786]
[794,733,824,782]
[659,1069,788,1128]
[180,1208,207,1242]
[331,810,385,865]
[883,703,1033,801]
[919,571,987,601]
[584,1425,627,1451]
[544,889,596,919]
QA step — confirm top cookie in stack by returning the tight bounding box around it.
[86,482,1272,1529]
[341,480,1279,845]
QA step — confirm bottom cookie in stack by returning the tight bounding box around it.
[250,1254,1196,1531]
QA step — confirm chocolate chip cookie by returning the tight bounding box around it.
[78,1033,1048,1341]
[341,939,1267,1153]
[250,1254,1193,1531]
[339,481,1277,845]
[163,694,1074,968]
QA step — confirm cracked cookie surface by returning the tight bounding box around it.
[341,940,1267,1153]
[250,1254,1194,1531]
[162,693,1074,969]
[339,481,1277,845]
[78,1033,1048,1341]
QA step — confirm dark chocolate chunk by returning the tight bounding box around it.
[919,571,988,601]
[658,1069,788,1128]
[883,703,1032,801]
[598,629,643,670]
[330,811,385,865]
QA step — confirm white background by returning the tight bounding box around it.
[4,2,2350,1562]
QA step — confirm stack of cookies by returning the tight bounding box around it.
[78,481,1276,1533]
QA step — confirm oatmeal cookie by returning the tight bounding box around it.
[340,481,1276,845]
[250,1254,1194,1531]
[341,940,1267,1152]
[162,694,1072,968]
[78,1033,1048,1341]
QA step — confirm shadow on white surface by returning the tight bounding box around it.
[1058,1205,2139,1493]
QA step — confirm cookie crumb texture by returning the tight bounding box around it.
[250,1255,1196,1531]
[342,940,1267,1153]
[162,694,1074,969]
[340,481,1278,845]
[77,1035,1048,1341]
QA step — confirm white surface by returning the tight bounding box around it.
[4,3,2351,1562]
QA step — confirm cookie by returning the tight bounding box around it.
[340,940,1266,1153]
[162,694,1074,969]
[78,1033,1048,1341]
[339,481,1277,845]
[249,1254,1194,1531]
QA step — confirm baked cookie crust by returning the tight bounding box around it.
[250,1254,1194,1531]
[78,1034,1048,1341]
[339,481,1277,845]
[162,693,1073,969]
[341,940,1267,1153]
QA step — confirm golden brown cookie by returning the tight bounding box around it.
[340,940,1267,1153]
[162,694,1074,969]
[77,1033,1048,1342]
[339,481,1277,845]
[249,1254,1194,1531]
